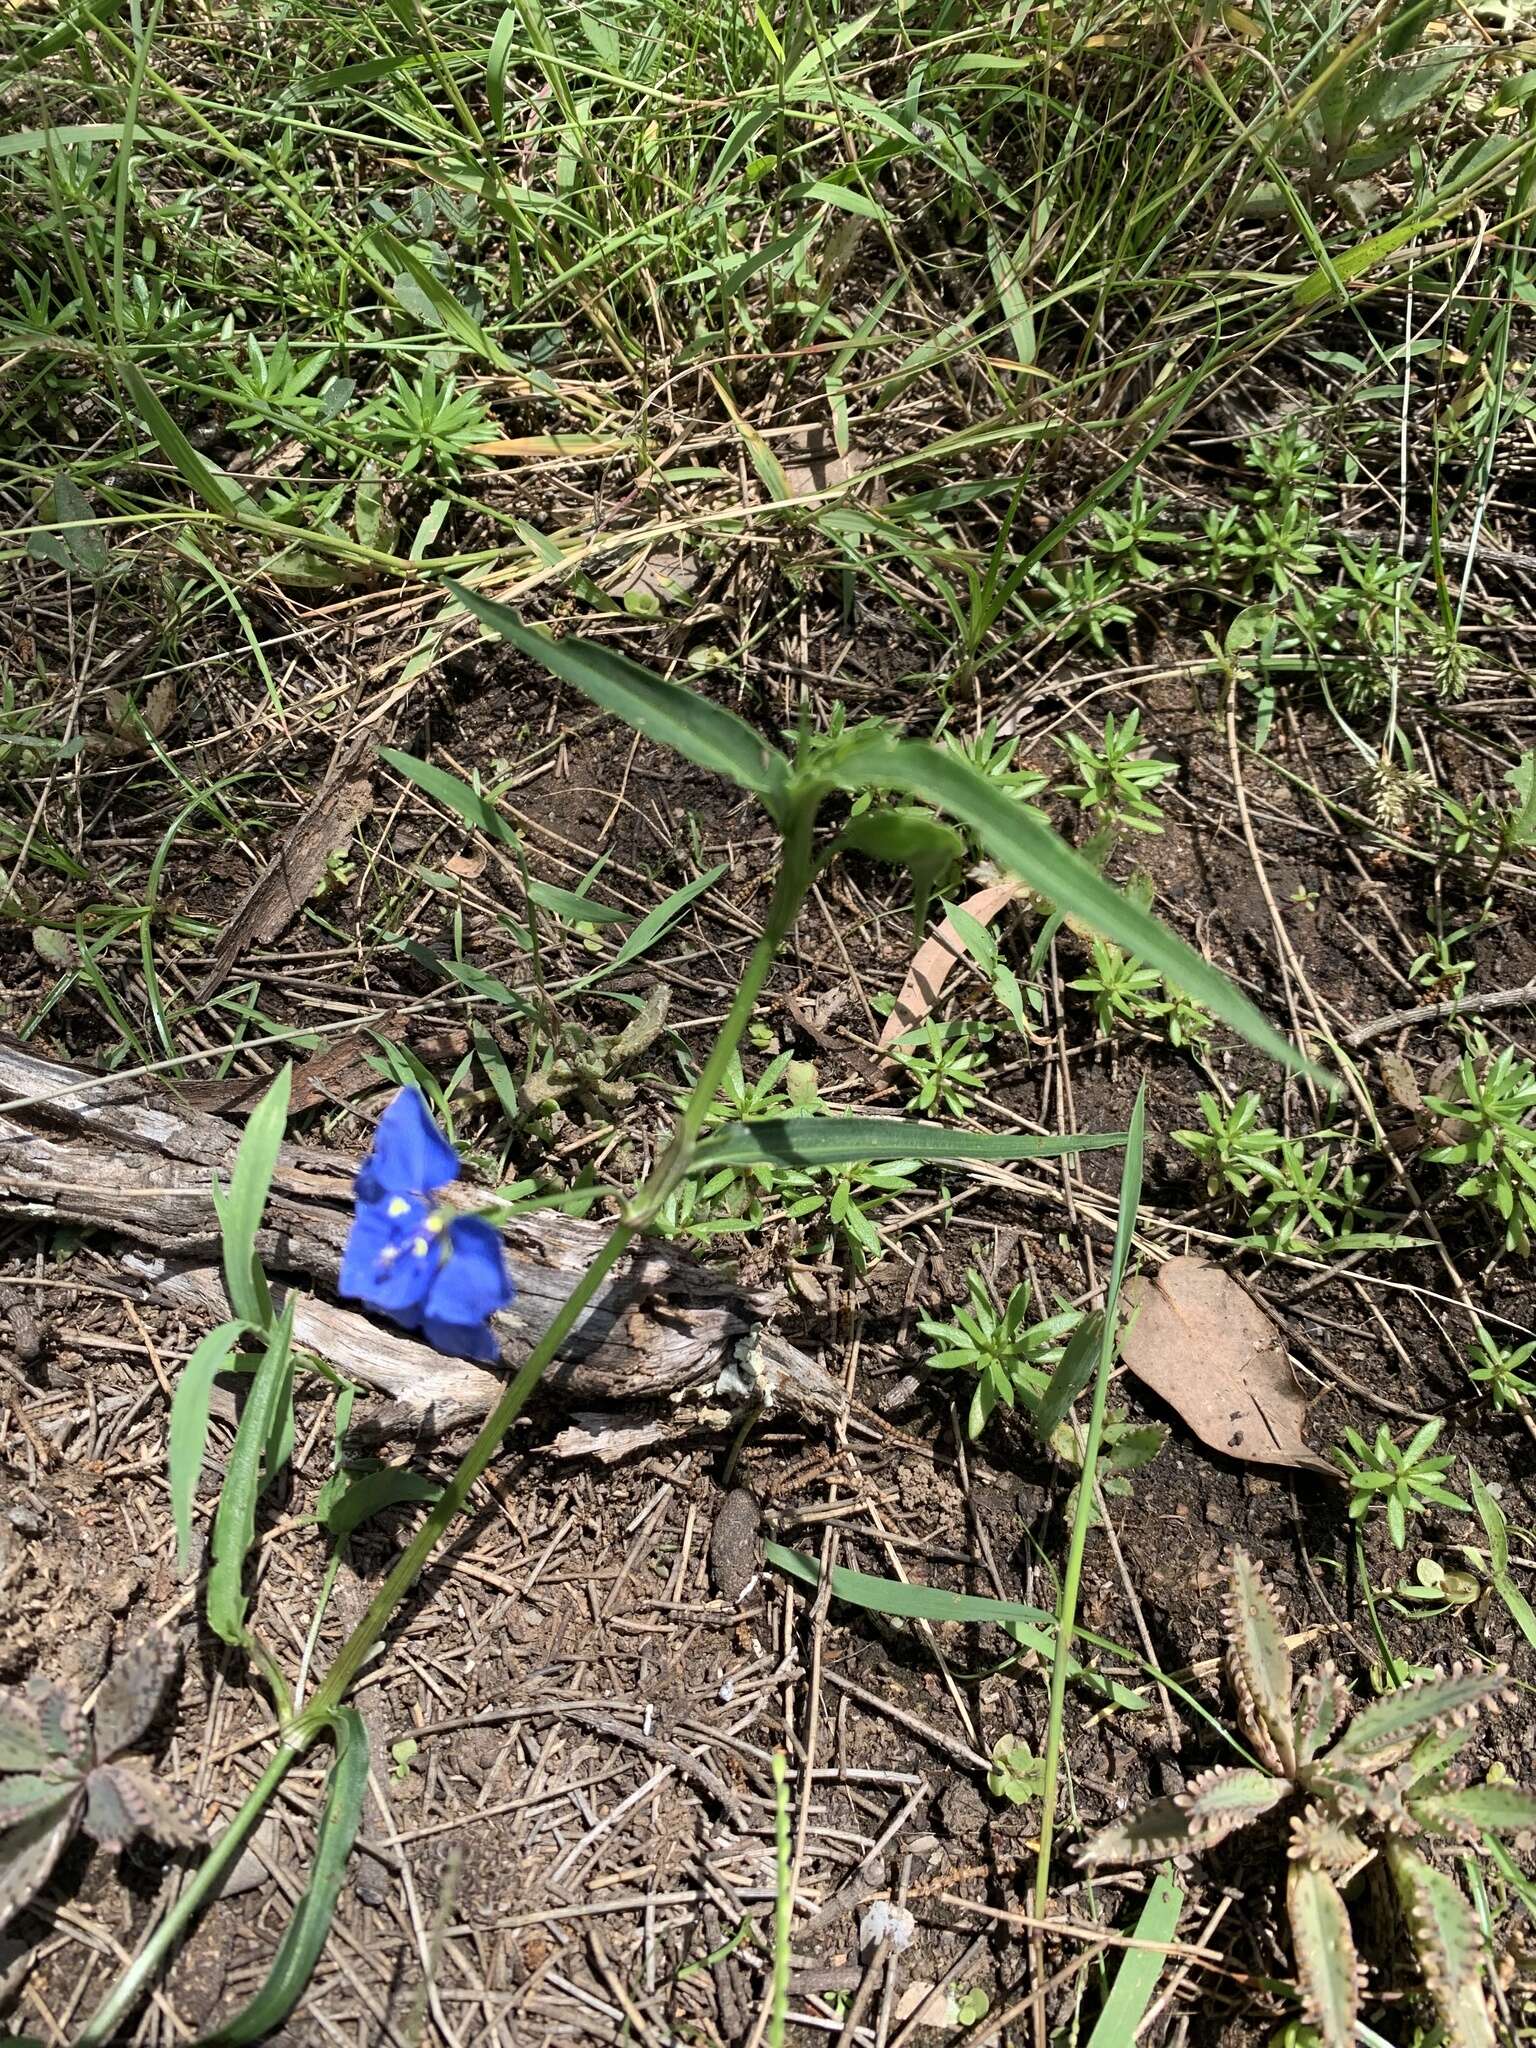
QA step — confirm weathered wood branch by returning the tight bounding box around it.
[0,1040,843,1444]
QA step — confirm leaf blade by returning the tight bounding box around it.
[692,1118,1127,1172]
[446,584,793,818]
[169,1320,252,1573]
[836,738,1317,1077]
[198,1709,371,2045]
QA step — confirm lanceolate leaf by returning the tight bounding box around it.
[199,1709,370,2046]
[764,1542,1148,1710]
[378,748,523,852]
[216,1065,292,1330]
[1287,1861,1360,2048]
[207,1298,297,1649]
[1413,1780,1536,1838]
[1389,1845,1495,2048]
[1076,1797,1200,1869]
[831,737,1316,1077]
[447,584,793,820]
[1083,1867,1184,2048]
[1031,1311,1104,1442]
[323,1467,441,1539]
[1179,1765,1289,1840]
[1225,1550,1296,1775]
[0,1788,82,1930]
[169,1321,252,1573]
[1328,1665,1508,1769]
[92,1632,180,1762]
[691,1117,1128,1174]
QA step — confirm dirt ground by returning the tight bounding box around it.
[3,585,1536,2048]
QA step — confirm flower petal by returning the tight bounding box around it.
[417,1215,513,1360]
[419,1314,501,1363]
[339,1193,440,1316]
[355,1088,459,1201]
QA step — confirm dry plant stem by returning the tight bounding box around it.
[78,805,819,2045]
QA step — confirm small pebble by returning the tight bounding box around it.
[859,1901,915,1953]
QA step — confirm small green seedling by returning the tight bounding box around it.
[1424,1040,1536,1256]
[1174,1091,1284,1201]
[888,1018,993,1116]
[389,1737,420,1782]
[1331,1421,1471,1551]
[1079,1551,1530,2048]
[1466,1327,1535,1415]
[1056,710,1177,834]
[920,1270,1082,1440]
[987,1736,1047,1806]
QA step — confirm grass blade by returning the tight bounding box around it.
[1032,1310,1105,1444]
[447,584,793,819]
[692,1119,1128,1173]
[215,1064,291,1328]
[764,1542,1148,1711]
[369,228,514,371]
[837,737,1317,1078]
[117,363,260,522]
[1085,1866,1185,2048]
[197,1708,370,2045]
[207,1297,296,1649]
[169,1319,252,1572]
[564,863,725,994]
[1035,1080,1146,1910]
[378,747,523,851]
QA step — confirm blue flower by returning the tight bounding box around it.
[340,1088,513,1362]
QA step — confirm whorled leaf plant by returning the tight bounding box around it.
[1078,1550,1530,2048]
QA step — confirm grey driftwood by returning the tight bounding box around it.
[0,1040,844,1446]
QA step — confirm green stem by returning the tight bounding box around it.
[77,1743,298,2046]
[79,798,818,2041]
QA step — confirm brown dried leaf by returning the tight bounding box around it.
[772,427,881,502]
[1120,1257,1337,1475]
[194,739,373,1003]
[878,881,1022,1054]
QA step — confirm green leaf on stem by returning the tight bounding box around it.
[197,1710,370,2045]
[169,1319,252,1572]
[207,1297,296,1649]
[324,1468,442,1539]
[446,583,794,820]
[379,747,523,851]
[214,1064,291,1330]
[831,737,1317,1078]
[691,1118,1127,1173]
[763,1541,1148,1711]
[1084,1866,1184,2048]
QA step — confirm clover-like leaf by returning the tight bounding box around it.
[1389,1844,1495,2048]
[91,1632,180,1763]
[83,1764,204,1856]
[1075,1796,1201,1869]
[1287,1860,1362,2048]
[1179,1765,1290,1843]
[1224,1550,1296,1775]
[1327,1665,1508,1771]
[0,1785,83,1929]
